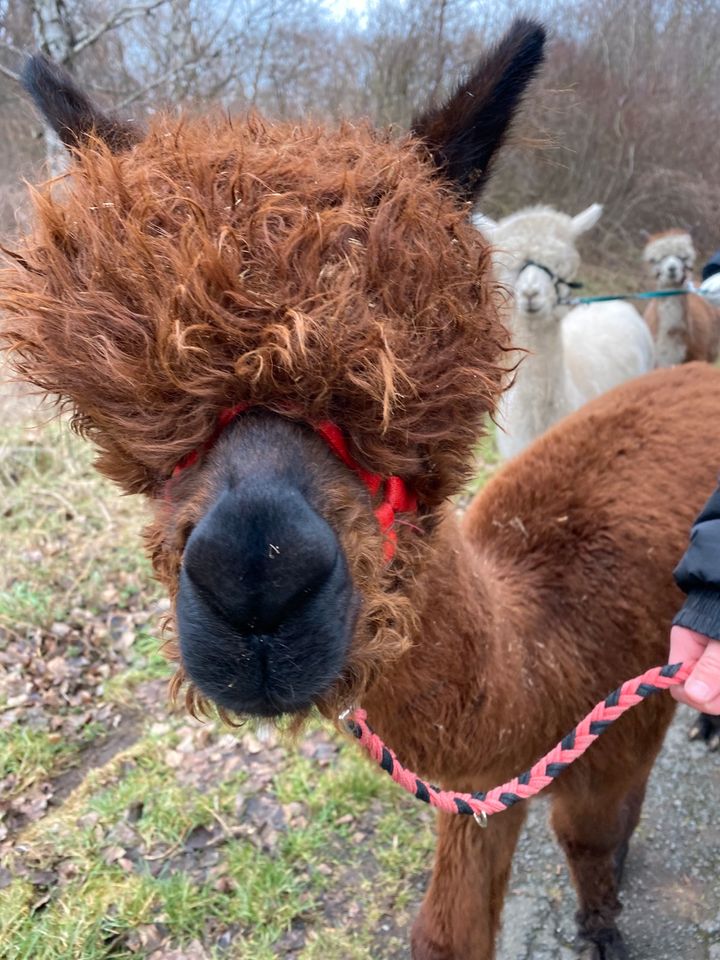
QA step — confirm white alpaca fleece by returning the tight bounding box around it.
[477,204,602,285]
[496,301,654,459]
[643,232,696,267]
[478,203,655,460]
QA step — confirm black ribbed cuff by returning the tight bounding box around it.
[673,589,720,641]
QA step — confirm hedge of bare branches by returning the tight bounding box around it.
[1,0,717,266]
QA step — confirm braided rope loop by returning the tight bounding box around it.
[343,661,694,821]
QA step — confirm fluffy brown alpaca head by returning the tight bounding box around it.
[1,22,545,721]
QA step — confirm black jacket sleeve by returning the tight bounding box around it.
[702,249,720,282]
[673,485,720,640]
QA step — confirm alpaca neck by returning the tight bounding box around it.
[653,296,688,366]
[498,307,572,456]
[362,511,531,786]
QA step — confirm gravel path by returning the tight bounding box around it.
[497,706,720,959]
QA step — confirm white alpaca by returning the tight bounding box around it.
[475,204,655,460]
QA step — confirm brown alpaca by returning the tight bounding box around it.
[643,230,720,365]
[2,26,719,960]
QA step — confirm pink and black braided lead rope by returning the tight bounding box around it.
[340,660,695,827]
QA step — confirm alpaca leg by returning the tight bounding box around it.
[550,769,652,960]
[689,712,720,751]
[609,778,647,889]
[411,803,527,960]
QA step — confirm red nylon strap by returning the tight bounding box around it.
[171,406,417,561]
[313,421,417,561]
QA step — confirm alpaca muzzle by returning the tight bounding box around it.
[171,407,418,717]
[176,480,357,717]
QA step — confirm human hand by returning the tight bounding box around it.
[669,625,720,714]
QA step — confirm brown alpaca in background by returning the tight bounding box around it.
[3,23,720,960]
[643,230,720,365]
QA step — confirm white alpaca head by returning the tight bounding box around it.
[476,203,602,322]
[642,231,695,288]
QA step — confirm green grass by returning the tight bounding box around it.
[0,726,75,793]
[4,873,221,960]
[0,419,156,630]
[0,416,163,800]
[467,422,501,495]
[0,713,434,959]
[0,581,57,631]
[102,629,172,703]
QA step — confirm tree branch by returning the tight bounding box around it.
[69,0,171,61]
[0,61,20,82]
[114,60,190,109]
[114,48,222,109]
[0,38,24,59]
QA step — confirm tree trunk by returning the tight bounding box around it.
[31,0,76,175]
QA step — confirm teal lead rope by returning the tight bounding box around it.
[562,288,690,307]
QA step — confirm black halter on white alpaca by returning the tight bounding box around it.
[520,259,583,304]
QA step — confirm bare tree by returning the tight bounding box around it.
[27,0,171,172]
[0,0,717,269]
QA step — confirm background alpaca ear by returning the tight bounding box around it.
[471,211,499,240]
[411,18,546,202]
[22,54,140,153]
[570,203,603,237]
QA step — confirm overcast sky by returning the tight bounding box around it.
[328,0,368,18]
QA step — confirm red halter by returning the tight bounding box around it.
[170,404,418,562]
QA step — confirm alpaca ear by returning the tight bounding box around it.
[570,203,603,237]
[471,211,499,240]
[411,18,546,202]
[22,54,140,153]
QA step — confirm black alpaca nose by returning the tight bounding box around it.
[176,478,355,717]
[182,485,339,632]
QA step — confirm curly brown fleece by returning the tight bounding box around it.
[0,113,512,717]
[0,116,508,507]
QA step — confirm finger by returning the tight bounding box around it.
[668,626,708,706]
[671,685,699,709]
[668,625,709,665]
[669,684,720,713]
[683,640,720,709]
[694,693,720,717]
